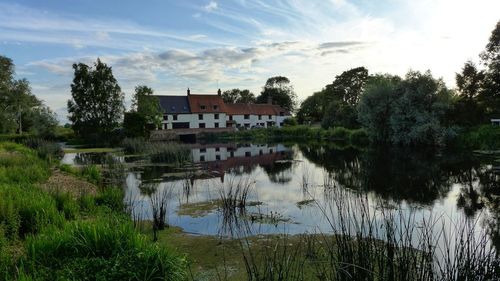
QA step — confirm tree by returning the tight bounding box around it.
[324,67,369,107]
[256,76,297,112]
[125,85,162,137]
[358,71,455,146]
[68,58,124,143]
[0,56,52,135]
[453,61,485,126]
[296,91,326,124]
[222,89,256,104]
[479,20,500,119]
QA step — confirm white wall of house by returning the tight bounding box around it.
[161,113,227,129]
[229,114,290,128]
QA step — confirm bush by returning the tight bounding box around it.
[328,127,351,140]
[459,125,500,150]
[349,128,369,145]
[22,138,62,161]
[24,218,187,280]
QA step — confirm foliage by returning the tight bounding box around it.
[95,187,125,213]
[128,85,162,136]
[479,20,500,119]
[458,125,500,150]
[80,165,102,185]
[222,88,256,104]
[256,76,297,112]
[24,218,187,281]
[296,91,325,124]
[67,58,124,144]
[358,71,455,146]
[0,55,57,137]
[283,117,298,126]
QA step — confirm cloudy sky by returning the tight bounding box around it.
[0,0,499,122]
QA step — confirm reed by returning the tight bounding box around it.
[122,137,190,164]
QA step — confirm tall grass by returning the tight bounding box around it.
[122,137,191,164]
[239,174,499,281]
[24,217,187,280]
[150,185,173,241]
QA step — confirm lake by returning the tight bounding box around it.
[63,142,500,253]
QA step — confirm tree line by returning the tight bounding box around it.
[297,20,500,146]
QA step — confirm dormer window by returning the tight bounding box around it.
[213,105,218,110]
[183,106,187,111]
[200,105,206,110]
[171,106,175,111]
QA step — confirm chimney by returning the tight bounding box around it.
[217,88,222,96]
[187,88,191,95]
[267,96,273,105]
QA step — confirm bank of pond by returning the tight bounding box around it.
[1,139,499,280]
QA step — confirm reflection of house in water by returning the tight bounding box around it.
[191,143,292,180]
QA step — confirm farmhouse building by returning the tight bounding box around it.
[158,89,290,131]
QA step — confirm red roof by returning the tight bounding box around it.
[187,94,226,113]
[225,103,289,116]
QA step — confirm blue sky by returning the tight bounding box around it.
[0,0,499,122]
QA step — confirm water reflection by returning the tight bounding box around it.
[64,142,499,251]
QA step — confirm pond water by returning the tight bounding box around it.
[63,142,500,252]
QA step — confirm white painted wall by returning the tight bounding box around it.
[161,113,227,129]
[229,114,290,128]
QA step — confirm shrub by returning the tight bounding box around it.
[22,138,62,162]
[24,218,187,280]
[459,125,500,150]
[328,127,351,140]
[349,128,369,145]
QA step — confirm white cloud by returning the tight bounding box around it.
[204,1,218,12]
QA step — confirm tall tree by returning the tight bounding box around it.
[256,76,297,112]
[68,59,124,143]
[479,20,500,119]
[296,91,326,124]
[126,85,162,136]
[222,89,256,104]
[453,61,485,126]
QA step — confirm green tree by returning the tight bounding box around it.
[479,20,500,119]
[222,89,256,104]
[324,67,369,107]
[296,91,326,124]
[358,71,455,146]
[256,76,297,112]
[125,85,161,137]
[68,59,124,143]
[453,61,485,126]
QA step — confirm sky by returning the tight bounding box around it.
[0,0,499,123]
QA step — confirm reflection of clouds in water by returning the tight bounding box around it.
[122,143,498,252]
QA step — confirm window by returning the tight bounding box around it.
[245,151,251,157]
[183,106,188,111]
[163,115,168,121]
[213,105,218,110]
[280,122,284,127]
[173,114,178,121]
[200,105,206,110]
[280,112,284,116]
[214,114,219,119]
[215,155,221,161]
[200,155,205,162]
[244,114,250,119]
[229,115,233,121]
[171,106,175,111]
[214,123,219,128]
[258,115,262,120]
[199,123,205,128]
[200,148,206,153]
[215,147,220,152]
[198,114,203,120]
[268,115,272,119]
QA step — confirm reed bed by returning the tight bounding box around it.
[121,137,190,164]
[238,172,499,281]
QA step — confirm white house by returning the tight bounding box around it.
[158,89,291,131]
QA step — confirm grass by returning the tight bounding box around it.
[0,141,188,280]
[63,147,118,153]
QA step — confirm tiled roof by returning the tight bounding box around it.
[157,96,191,114]
[225,103,289,116]
[187,94,226,113]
